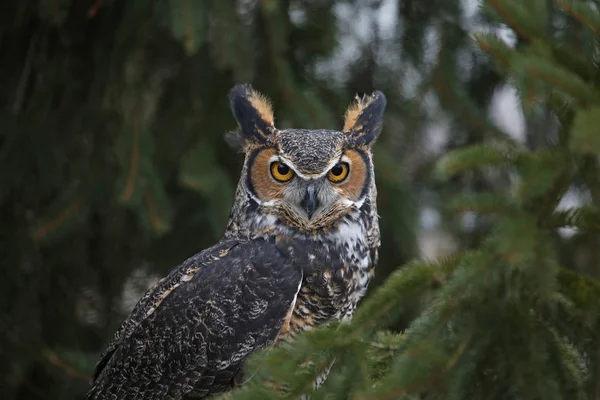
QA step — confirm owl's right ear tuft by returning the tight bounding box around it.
[228,83,275,146]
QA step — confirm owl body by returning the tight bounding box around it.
[225,126,381,338]
[87,84,386,399]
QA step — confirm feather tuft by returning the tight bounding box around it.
[247,89,274,127]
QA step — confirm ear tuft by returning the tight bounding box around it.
[247,89,274,127]
[343,95,365,132]
[343,90,387,146]
[228,83,275,145]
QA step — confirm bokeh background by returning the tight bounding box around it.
[1,1,592,399]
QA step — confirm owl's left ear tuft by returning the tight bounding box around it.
[228,83,275,146]
[343,90,387,147]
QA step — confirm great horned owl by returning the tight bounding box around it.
[87,84,387,399]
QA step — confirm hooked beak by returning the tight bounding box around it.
[301,185,319,219]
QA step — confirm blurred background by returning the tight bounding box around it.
[1,0,590,399]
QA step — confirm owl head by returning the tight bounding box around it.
[226,83,386,235]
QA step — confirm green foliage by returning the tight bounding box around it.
[448,192,518,215]
[155,0,207,55]
[556,0,600,38]
[571,106,600,155]
[548,206,600,231]
[482,0,550,40]
[435,143,519,178]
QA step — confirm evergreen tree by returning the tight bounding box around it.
[223,1,600,399]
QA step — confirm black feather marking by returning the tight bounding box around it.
[244,148,261,198]
[357,150,373,199]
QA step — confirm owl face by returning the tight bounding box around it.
[228,84,386,233]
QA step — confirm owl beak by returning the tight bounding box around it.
[301,185,319,219]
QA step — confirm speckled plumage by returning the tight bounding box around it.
[275,129,346,175]
[88,84,386,399]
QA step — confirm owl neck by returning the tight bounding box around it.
[223,184,380,252]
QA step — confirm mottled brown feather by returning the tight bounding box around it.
[289,313,315,334]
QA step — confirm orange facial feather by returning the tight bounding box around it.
[336,150,368,200]
[250,148,286,201]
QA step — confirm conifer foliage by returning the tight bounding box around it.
[226,1,600,399]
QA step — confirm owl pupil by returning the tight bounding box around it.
[277,164,290,175]
[331,164,344,176]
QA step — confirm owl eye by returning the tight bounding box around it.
[270,161,295,182]
[328,162,350,183]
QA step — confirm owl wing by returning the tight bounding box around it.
[90,238,240,383]
[87,236,310,400]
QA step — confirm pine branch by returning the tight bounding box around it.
[87,0,105,19]
[547,43,596,87]
[571,105,600,155]
[449,193,519,215]
[12,34,37,114]
[473,33,513,71]
[557,0,600,37]
[509,53,599,108]
[154,0,207,55]
[545,325,587,400]
[435,144,520,179]
[484,0,547,41]
[514,149,570,203]
[364,301,475,400]
[206,0,255,81]
[140,167,172,236]
[545,206,600,231]
[42,348,90,383]
[143,190,168,235]
[430,48,510,144]
[352,253,469,330]
[32,196,82,242]
[558,267,600,317]
[119,107,142,203]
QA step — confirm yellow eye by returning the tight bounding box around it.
[328,162,350,183]
[270,161,295,182]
